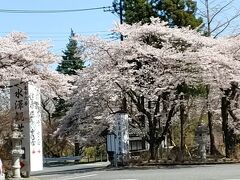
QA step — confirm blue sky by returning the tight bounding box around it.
[1,0,239,55]
[0,0,118,55]
[196,0,240,36]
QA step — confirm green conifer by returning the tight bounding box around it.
[57,29,85,75]
[113,0,202,29]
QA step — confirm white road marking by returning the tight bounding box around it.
[34,174,57,177]
[114,179,138,180]
[66,173,98,179]
[224,179,240,180]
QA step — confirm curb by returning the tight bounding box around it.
[7,178,41,180]
[105,160,240,170]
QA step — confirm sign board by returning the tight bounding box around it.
[106,112,129,164]
[106,134,116,152]
[114,113,129,156]
[10,80,43,173]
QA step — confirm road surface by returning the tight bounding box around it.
[32,163,240,180]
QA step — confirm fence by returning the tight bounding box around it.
[43,156,81,165]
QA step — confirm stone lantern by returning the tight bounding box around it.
[10,124,24,179]
[195,122,208,161]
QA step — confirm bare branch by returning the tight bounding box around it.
[199,0,240,37]
[209,0,234,24]
[212,11,240,37]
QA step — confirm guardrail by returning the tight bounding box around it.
[44,156,81,165]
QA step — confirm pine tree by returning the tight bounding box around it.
[54,29,85,118]
[113,0,202,29]
[57,29,85,75]
[120,0,158,24]
[155,0,202,28]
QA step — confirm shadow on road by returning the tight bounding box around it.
[32,162,109,177]
[105,164,218,171]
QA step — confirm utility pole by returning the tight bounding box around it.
[119,0,124,41]
[205,0,211,37]
[107,0,123,40]
[118,0,126,113]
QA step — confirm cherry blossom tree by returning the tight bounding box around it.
[0,32,75,159]
[0,32,72,97]
[61,18,240,159]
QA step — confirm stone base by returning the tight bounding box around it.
[0,174,5,180]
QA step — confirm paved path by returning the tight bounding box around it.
[32,161,109,177]
[32,163,240,180]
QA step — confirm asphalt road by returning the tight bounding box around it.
[32,163,240,180]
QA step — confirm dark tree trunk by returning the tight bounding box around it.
[159,104,176,142]
[148,100,157,160]
[179,94,185,162]
[140,96,145,127]
[168,129,173,146]
[221,82,239,158]
[125,87,176,161]
[75,142,80,156]
[221,95,230,158]
[121,96,127,112]
[149,130,157,160]
[148,95,170,160]
[206,85,219,155]
[207,110,219,155]
[227,83,239,156]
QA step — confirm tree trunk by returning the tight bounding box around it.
[149,142,155,160]
[149,130,157,160]
[207,110,219,155]
[75,142,80,156]
[221,95,230,158]
[179,94,185,162]
[121,95,127,112]
[206,85,220,155]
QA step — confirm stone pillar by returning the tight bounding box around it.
[10,124,24,179]
[0,158,5,180]
[199,142,206,160]
[196,122,207,161]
